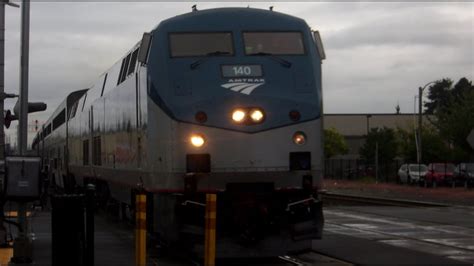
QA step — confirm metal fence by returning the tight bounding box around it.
[324,159,403,183]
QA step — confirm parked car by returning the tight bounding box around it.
[425,163,455,187]
[454,163,474,187]
[397,164,428,184]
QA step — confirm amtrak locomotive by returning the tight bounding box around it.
[33,7,326,256]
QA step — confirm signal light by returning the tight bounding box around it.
[195,111,207,123]
[293,131,306,146]
[4,101,47,128]
[289,110,301,121]
[4,110,16,129]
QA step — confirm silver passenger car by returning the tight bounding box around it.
[398,164,428,184]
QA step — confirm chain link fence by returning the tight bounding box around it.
[324,158,404,183]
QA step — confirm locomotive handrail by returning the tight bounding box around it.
[182,200,206,207]
[286,196,318,211]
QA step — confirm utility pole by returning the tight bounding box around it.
[418,87,422,164]
[417,81,436,165]
[1,0,19,158]
[1,1,5,158]
[413,95,420,163]
[11,0,32,263]
[1,0,19,247]
[375,141,378,184]
[18,0,29,155]
[366,114,372,135]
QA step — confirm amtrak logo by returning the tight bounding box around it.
[221,78,265,95]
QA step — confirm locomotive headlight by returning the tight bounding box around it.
[232,109,246,123]
[250,109,264,122]
[190,134,205,147]
[293,131,306,146]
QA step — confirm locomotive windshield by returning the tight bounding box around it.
[169,32,234,57]
[243,32,305,55]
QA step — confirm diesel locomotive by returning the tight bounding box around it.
[33,7,326,256]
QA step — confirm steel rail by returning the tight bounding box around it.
[321,191,449,207]
[278,255,305,265]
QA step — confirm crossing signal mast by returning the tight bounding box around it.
[4,100,46,129]
[0,0,47,262]
[0,0,20,249]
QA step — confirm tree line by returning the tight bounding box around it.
[325,77,473,164]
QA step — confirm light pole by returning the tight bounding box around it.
[413,95,420,163]
[418,81,436,164]
[1,0,19,248]
[366,114,372,135]
[11,0,33,263]
[1,0,19,160]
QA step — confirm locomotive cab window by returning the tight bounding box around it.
[169,32,234,57]
[243,32,305,55]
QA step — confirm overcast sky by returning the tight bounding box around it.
[3,2,473,145]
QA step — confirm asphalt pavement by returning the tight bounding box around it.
[1,202,473,265]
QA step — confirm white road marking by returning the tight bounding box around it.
[324,208,474,263]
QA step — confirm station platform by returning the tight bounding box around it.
[0,207,159,266]
[0,204,471,265]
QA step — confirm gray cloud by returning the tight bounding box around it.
[3,2,473,145]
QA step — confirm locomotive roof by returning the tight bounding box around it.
[42,89,88,127]
[155,7,308,31]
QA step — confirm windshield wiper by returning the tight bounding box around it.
[247,52,292,68]
[190,51,230,70]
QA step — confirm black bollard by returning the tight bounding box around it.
[51,194,85,266]
[85,184,95,266]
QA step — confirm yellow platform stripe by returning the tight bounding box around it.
[135,193,147,266]
[204,194,217,266]
[136,201,147,213]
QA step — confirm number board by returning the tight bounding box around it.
[221,65,263,78]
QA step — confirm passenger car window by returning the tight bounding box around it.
[69,101,79,120]
[243,32,305,55]
[169,32,234,57]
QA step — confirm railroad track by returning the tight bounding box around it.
[282,252,354,266]
[150,251,353,265]
[278,255,305,265]
[321,191,449,207]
